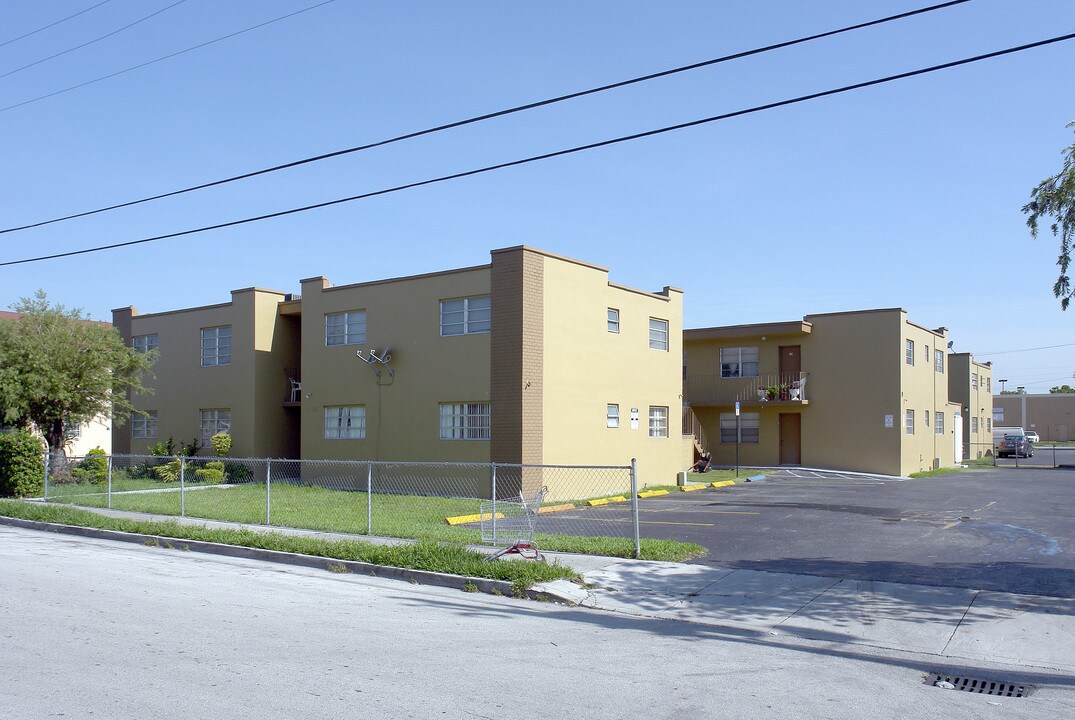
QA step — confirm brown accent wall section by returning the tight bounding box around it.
[110,307,135,454]
[490,247,544,468]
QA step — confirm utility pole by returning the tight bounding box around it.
[999,379,1008,393]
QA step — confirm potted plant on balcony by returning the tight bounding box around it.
[765,385,780,401]
[778,383,791,401]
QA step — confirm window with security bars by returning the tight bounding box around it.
[132,411,158,439]
[648,406,668,438]
[439,402,491,440]
[133,334,158,354]
[325,311,366,346]
[649,318,669,351]
[720,347,759,378]
[324,405,366,439]
[972,373,978,389]
[720,412,760,443]
[935,412,944,434]
[905,409,914,434]
[199,409,230,442]
[440,296,490,336]
[935,349,944,373]
[971,416,978,433]
[201,326,231,367]
[986,377,991,392]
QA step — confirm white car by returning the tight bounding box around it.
[1026,431,1040,443]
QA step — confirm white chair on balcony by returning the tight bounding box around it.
[790,377,806,401]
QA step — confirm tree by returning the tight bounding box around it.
[1050,384,1075,393]
[1023,122,1075,310]
[0,291,155,470]
[999,389,1026,395]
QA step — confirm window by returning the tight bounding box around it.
[905,409,914,435]
[439,402,491,440]
[201,326,231,367]
[971,416,978,433]
[133,334,158,354]
[720,347,760,378]
[935,350,944,373]
[440,295,491,336]
[925,345,930,363]
[720,412,760,443]
[905,339,914,365]
[199,409,230,442]
[607,308,620,334]
[649,318,669,351]
[132,411,158,439]
[63,421,81,440]
[935,412,944,435]
[987,418,992,431]
[994,407,1004,423]
[325,310,366,346]
[648,406,669,438]
[925,410,930,428]
[971,373,978,389]
[606,404,619,428]
[986,377,991,392]
[324,405,366,439]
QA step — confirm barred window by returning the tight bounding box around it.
[325,311,366,346]
[935,412,944,435]
[199,409,230,443]
[905,409,914,435]
[720,412,760,443]
[439,402,491,440]
[132,411,158,439]
[201,326,231,367]
[934,350,944,373]
[324,405,366,439]
[648,406,669,438]
[440,296,491,336]
[133,334,158,354]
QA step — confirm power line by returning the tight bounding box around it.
[0,0,973,234]
[0,0,187,80]
[0,0,114,49]
[2,30,1072,268]
[0,0,337,113]
[977,342,1075,356]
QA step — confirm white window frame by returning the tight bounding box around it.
[133,334,158,354]
[972,373,978,389]
[199,409,231,443]
[720,347,760,378]
[986,377,991,392]
[925,410,930,428]
[440,296,491,336]
[606,404,620,428]
[324,405,366,439]
[439,402,491,440]
[987,418,992,432]
[325,310,367,347]
[132,411,158,439]
[905,409,914,435]
[648,318,669,351]
[720,412,760,444]
[607,308,620,334]
[905,339,914,366]
[935,350,944,373]
[201,326,231,367]
[648,406,669,438]
[971,416,978,433]
[935,412,944,435]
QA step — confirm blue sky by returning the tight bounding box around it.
[2,0,1073,392]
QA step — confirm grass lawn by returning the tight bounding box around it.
[41,481,705,561]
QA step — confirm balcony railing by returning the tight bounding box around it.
[684,372,809,406]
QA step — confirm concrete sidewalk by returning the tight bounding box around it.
[20,504,1075,674]
[535,553,1075,674]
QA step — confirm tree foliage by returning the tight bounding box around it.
[0,291,155,468]
[1023,122,1075,310]
[1050,384,1075,394]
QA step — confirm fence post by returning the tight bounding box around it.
[366,462,373,535]
[266,459,272,526]
[179,456,185,517]
[631,458,640,559]
[491,463,498,544]
[107,455,113,509]
[42,448,49,500]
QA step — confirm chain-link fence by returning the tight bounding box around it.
[41,453,641,555]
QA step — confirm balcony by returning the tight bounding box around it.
[685,372,809,407]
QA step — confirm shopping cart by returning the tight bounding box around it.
[480,485,547,561]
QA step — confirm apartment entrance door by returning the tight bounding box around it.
[779,413,801,465]
[779,345,801,385]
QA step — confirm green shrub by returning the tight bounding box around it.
[224,462,252,484]
[180,438,201,457]
[206,461,225,472]
[210,433,232,457]
[194,468,224,484]
[151,459,183,483]
[149,438,177,457]
[70,447,108,484]
[0,431,46,497]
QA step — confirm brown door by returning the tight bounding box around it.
[779,413,801,465]
[779,345,801,386]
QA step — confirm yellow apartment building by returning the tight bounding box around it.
[947,353,994,459]
[683,308,962,477]
[112,247,688,492]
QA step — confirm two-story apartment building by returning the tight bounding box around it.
[112,246,688,493]
[947,353,994,459]
[683,308,962,477]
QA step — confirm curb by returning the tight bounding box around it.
[0,515,575,602]
[709,480,736,488]
[587,496,627,506]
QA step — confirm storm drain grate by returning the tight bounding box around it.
[926,673,1032,697]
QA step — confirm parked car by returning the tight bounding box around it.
[1026,431,1040,443]
[997,434,1034,458]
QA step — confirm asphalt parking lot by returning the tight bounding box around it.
[561,465,1075,598]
